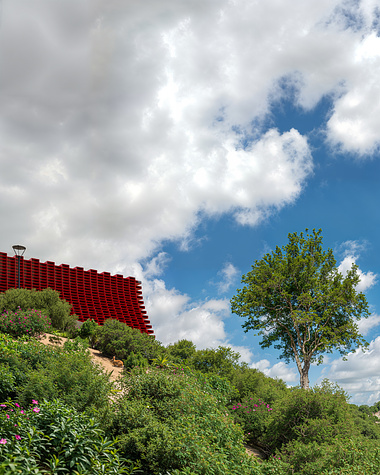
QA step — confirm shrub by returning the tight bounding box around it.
[95,318,165,361]
[277,437,380,475]
[0,288,73,330]
[19,338,113,412]
[263,383,359,453]
[105,367,259,475]
[0,334,57,401]
[78,318,98,346]
[230,397,274,448]
[0,399,133,474]
[0,308,51,338]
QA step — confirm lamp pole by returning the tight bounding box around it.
[12,245,26,289]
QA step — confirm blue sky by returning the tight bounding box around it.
[1,0,380,404]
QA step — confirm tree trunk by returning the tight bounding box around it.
[300,364,310,390]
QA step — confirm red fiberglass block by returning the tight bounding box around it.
[0,251,154,335]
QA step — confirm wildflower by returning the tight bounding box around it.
[32,400,38,405]
[15,435,21,440]
[0,404,6,407]
[33,408,40,413]
[0,439,6,444]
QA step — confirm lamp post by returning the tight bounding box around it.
[12,245,26,289]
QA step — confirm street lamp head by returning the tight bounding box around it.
[12,245,26,256]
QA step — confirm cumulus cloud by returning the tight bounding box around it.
[338,240,377,292]
[251,359,298,383]
[0,0,362,273]
[212,262,240,294]
[1,0,380,359]
[325,336,380,404]
[357,313,380,336]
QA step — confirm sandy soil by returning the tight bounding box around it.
[37,333,124,381]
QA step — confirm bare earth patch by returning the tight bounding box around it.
[37,333,124,381]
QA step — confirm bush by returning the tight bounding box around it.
[105,367,259,475]
[78,318,98,347]
[0,334,57,401]
[0,288,74,330]
[0,308,51,338]
[277,437,380,475]
[263,383,359,453]
[95,318,164,362]
[230,397,274,448]
[0,399,133,474]
[18,338,113,412]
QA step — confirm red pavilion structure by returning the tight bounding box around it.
[0,251,154,335]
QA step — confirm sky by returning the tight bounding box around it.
[1,0,380,405]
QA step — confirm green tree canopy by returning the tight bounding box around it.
[230,229,370,389]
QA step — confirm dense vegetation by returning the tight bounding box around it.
[0,288,380,474]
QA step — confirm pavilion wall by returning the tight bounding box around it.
[0,252,153,334]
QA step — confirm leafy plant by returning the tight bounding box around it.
[18,339,113,412]
[0,309,51,338]
[105,367,258,475]
[94,318,165,362]
[0,288,75,331]
[0,399,135,474]
[78,318,98,347]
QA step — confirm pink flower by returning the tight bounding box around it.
[32,400,38,405]
[0,439,6,444]
[33,408,40,413]
[15,435,21,440]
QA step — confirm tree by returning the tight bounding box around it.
[230,229,370,389]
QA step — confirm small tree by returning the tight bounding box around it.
[230,229,370,389]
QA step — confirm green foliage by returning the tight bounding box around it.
[166,339,196,363]
[0,309,51,338]
[0,399,132,474]
[187,345,243,378]
[231,367,287,404]
[124,351,149,371]
[94,318,164,361]
[0,366,16,402]
[277,437,380,475]
[0,288,74,331]
[105,367,258,475]
[231,228,370,389]
[263,385,359,453]
[78,318,98,347]
[18,338,113,412]
[0,334,57,401]
[230,398,274,446]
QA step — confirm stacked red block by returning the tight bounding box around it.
[0,252,153,334]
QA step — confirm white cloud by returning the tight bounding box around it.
[135,261,229,348]
[337,240,377,292]
[325,336,380,404]
[213,262,240,294]
[1,1,380,373]
[357,313,380,336]
[251,359,298,383]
